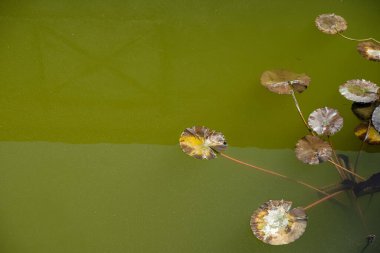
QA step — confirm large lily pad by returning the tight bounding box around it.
[371,105,380,132]
[308,107,343,136]
[357,41,380,62]
[354,123,380,145]
[179,126,227,160]
[339,79,379,103]
[315,13,347,35]
[260,70,311,94]
[250,200,307,245]
[295,135,332,165]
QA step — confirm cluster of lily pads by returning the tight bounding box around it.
[178,13,379,247]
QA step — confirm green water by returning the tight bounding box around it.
[1,0,380,252]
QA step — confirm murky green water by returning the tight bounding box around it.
[0,0,380,252]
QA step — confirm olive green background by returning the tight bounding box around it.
[0,0,380,252]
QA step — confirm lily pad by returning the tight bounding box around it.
[315,13,347,34]
[179,126,227,160]
[354,123,380,145]
[339,79,379,103]
[260,70,311,94]
[295,135,332,165]
[357,41,380,62]
[371,105,380,132]
[351,102,378,121]
[250,200,307,245]
[308,107,343,136]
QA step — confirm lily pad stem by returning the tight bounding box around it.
[304,190,345,211]
[220,153,329,195]
[290,90,311,132]
[338,33,380,44]
[328,159,365,181]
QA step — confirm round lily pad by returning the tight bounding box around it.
[295,135,332,165]
[357,41,380,62]
[315,13,347,34]
[351,102,378,121]
[250,200,307,245]
[339,79,379,103]
[371,105,380,132]
[308,107,343,136]
[260,70,311,95]
[179,126,227,160]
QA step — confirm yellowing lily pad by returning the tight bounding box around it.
[260,70,311,95]
[357,41,380,62]
[315,13,347,34]
[354,123,380,145]
[339,79,379,103]
[308,107,343,136]
[295,135,332,165]
[179,126,227,160]
[250,200,307,245]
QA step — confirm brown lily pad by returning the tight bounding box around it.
[351,102,378,121]
[315,13,347,35]
[339,79,379,103]
[295,135,332,165]
[261,70,311,94]
[354,123,380,145]
[357,41,380,62]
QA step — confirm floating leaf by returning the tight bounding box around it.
[179,126,227,160]
[357,41,380,62]
[315,13,347,35]
[260,70,311,95]
[295,135,332,165]
[351,102,378,121]
[308,107,343,136]
[250,200,307,245]
[354,123,380,145]
[371,105,380,132]
[339,79,379,103]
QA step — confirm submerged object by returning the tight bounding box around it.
[308,107,343,136]
[179,126,227,160]
[351,102,378,121]
[295,135,332,165]
[371,105,380,132]
[260,70,311,94]
[250,200,307,245]
[339,79,379,103]
[315,13,347,34]
[354,172,380,197]
[354,123,380,145]
[357,41,380,62]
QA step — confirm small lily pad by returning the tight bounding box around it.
[250,200,307,245]
[371,105,380,132]
[295,135,332,165]
[354,123,380,145]
[339,79,379,103]
[308,107,343,136]
[315,13,347,34]
[260,70,311,95]
[357,41,380,62]
[179,126,227,160]
[351,102,378,121]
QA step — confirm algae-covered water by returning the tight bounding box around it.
[0,0,380,252]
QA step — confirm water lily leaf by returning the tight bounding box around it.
[351,102,378,121]
[260,70,311,95]
[354,123,380,145]
[250,200,307,245]
[371,105,380,132]
[295,135,332,165]
[308,107,343,136]
[339,79,379,103]
[315,13,347,34]
[357,41,380,62]
[179,126,227,160]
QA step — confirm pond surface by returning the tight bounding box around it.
[0,0,380,252]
